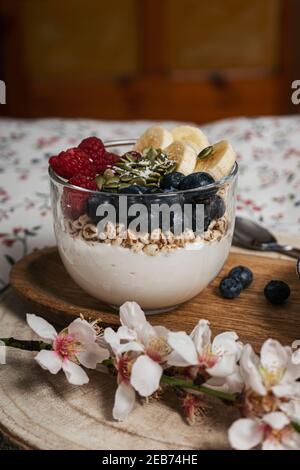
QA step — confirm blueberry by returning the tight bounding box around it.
[162,188,178,194]
[144,187,160,194]
[86,194,103,222]
[182,203,211,234]
[87,193,119,224]
[209,195,226,220]
[219,277,243,299]
[229,265,253,289]
[179,172,215,191]
[160,172,185,190]
[264,280,290,305]
[119,185,148,194]
[147,193,182,233]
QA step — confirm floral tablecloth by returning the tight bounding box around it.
[0,116,300,291]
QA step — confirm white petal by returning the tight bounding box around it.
[26,314,57,341]
[119,301,147,330]
[68,318,96,345]
[138,322,157,347]
[35,350,62,374]
[207,354,237,378]
[206,370,244,394]
[228,418,263,450]
[62,360,89,385]
[153,325,170,338]
[190,320,211,355]
[103,326,137,354]
[130,355,163,397]
[212,331,241,359]
[282,360,300,383]
[166,351,193,368]
[104,327,120,351]
[117,341,145,355]
[281,430,300,450]
[262,439,285,450]
[261,339,289,372]
[240,344,266,395]
[279,400,300,422]
[113,383,136,421]
[76,343,110,369]
[273,382,300,397]
[167,331,198,366]
[224,370,245,393]
[117,326,138,341]
[96,335,109,349]
[292,348,300,365]
[263,411,290,430]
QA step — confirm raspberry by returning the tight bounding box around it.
[69,174,98,190]
[79,137,105,162]
[98,151,119,174]
[79,136,119,173]
[62,175,97,220]
[49,147,96,179]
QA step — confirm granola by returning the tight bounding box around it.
[65,214,229,256]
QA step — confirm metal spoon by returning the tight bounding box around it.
[233,216,300,259]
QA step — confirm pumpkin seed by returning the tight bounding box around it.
[131,177,147,185]
[95,175,105,189]
[118,183,131,190]
[197,145,213,160]
[115,162,132,171]
[103,183,119,190]
[120,175,133,182]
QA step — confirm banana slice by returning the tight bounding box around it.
[171,125,209,150]
[165,141,198,176]
[134,125,173,152]
[184,140,202,155]
[194,140,236,180]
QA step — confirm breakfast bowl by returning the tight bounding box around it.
[49,136,238,313]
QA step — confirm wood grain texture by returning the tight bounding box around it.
[0,289,238,450]
[10,246,300,352]
[2,0,298,120]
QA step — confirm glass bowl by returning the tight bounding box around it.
[49,139,238,313]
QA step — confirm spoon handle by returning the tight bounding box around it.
[272,244,300,259]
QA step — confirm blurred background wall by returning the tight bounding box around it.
[0,0,299,122]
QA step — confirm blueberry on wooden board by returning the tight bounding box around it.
[219,277,243,299]
[229,265,253,288]
[264,280,290,305]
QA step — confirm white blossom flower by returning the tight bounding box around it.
[26,314,109,385]
[240,340,298,394]
[229,412,300,450]
[167,320,242,380]
[103,302,171,420]
[103,324,141,421]
[240,339,300,415]
[291,340,300,365]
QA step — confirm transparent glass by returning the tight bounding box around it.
[49,140,238,313]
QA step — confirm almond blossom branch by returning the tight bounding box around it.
[0,337,52,351]
[161,375,237,402]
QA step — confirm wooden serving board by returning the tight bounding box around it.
[10,247,300,351]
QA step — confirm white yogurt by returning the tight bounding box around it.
[57,230,232,311]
